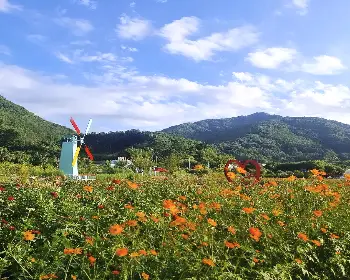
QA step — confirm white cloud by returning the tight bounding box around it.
[130,2,136,8]
[159,17,259,61]
[292,0,309,15]
[121,45,138,52]
[246,48,297,69]
[55,52,74,64]
[54,17,94,36]
[75,0,97,9]
[27,34,47,44]
[54,50,119,64]
[301,55,347,75]
[116,14,153,40]
[0,45,11,56]
[0,0,21,12]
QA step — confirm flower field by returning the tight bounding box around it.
[1,171,350,279]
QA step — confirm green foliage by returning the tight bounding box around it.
[162,112,350,162]
[0,173,349,279]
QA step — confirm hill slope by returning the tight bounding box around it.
[162,112,350,162]
[0,95,73,148]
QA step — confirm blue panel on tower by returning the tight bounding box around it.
[59,135,79,176]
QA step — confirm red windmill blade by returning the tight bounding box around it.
[84,145,94,161]
[70,117,81,135]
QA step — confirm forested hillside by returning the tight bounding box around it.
[162,112,350,162]
[0,95,73,164]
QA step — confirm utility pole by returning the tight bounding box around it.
[188,157,190,170]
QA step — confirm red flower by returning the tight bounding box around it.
[106,186,115,191]
[9,226,15,230]
[98,204,104,209]
[112,179,121,184]
[51,192,58,198]
[8,196,14,201]
[0,186,5,191]
[112,270,120,275]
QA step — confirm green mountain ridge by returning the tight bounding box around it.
[2,94,350,165]
[162,112,350,162]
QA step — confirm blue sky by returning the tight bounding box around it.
[1,0,350,132]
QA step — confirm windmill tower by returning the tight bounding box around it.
[59,117,94,177]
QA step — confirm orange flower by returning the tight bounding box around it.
[150,215,160,223]
[83,186,93,193]
[286,175,296,182]
[88,256,96,265]
[330,233,339,239]
[64,248,82,255]
[311,240,321,246]
[313,210,323,217]
[242,207,256,214]
[182,234,189,240]
[202,258,215,267]
[138,249,147,256]
[226,172,236,180]
[228,226,236,235]
[149,249,158,256]
[71,276,77,280]
[260,214,270,220]
[310,169,320,176]
[126,220,138,227]
[141,272,150,280]
[224,240,240,248]
[23,230,35,241]
[127,181,139,189]
[116,248,128,257]
[277,221,285,227]
[85,237,94,245]
[178,195,186,201]
[109,224,124,235]
[125,204,134,210]
[130,252,140,258]
[236,167,247,174]
[207,218,217,227]
[272,209,282,216]
[297,233,308,242]
[295,258,302,264]
[249,227,262,242]
[320,227,327,233]
[39,274,58,279]
[253,258,259,263]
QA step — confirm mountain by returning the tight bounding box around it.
[0,95,73,147]
[0,95,74,164]
[162,112,350,162]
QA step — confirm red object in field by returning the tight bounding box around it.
[154,167,168,172]
[224,159,261,184]
[70,117,81,135]
[84,146,94,160]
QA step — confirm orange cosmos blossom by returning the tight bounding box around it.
[149,249,158,256]
[127,181,139,189]
[202,258,215,267]
[39,274,58,279]
[224,240,240,248]
[313,210,323,217]
[88,256,96,266]
[311,240,322,246]
[83,186,93,193]
[207,218,217,227]
[23,230,35,241]
[226,172,236,180]
[297,233,308,241]
[228,226,236,234]
[249,227,262,242]
[116,248,128,257]
[242,207,256,214]
[109,224,124,235]
[141,272,150,280]
[64,248,82,255]
[236,167,247,174]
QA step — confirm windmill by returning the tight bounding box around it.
[59,117,94,177]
